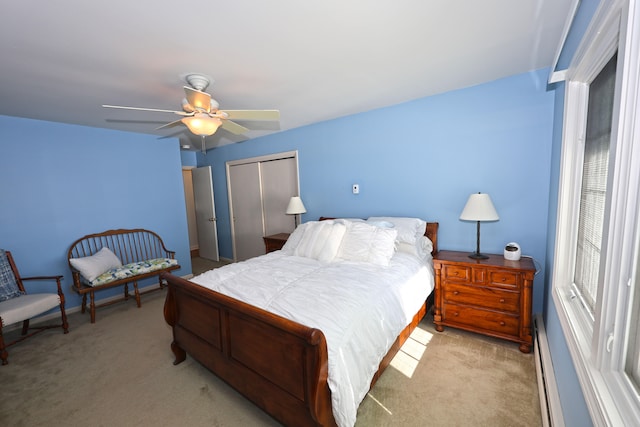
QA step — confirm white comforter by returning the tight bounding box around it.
[191,250,434,427]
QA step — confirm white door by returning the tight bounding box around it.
[229,162,264,261]
[227,151,300,262]
[193,166,219,261]
[182,169,199,253]
[261,157,298,235]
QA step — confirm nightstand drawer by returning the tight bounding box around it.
[442,265,471,281]
[488,271,518,289]
[443,265,487,284]
[443,283,519,313]
[443,303,520,336]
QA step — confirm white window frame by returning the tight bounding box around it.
[552,0,640,425]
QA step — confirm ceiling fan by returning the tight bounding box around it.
[103,73,280,151]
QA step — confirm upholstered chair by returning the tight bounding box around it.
[0,249,69,365]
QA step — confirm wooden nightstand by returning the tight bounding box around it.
[432,250,536,353]
[263,233,290,253]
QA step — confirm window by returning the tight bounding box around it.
[572,52,616,316]
[552,0,640,425]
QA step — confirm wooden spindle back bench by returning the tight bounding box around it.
[67,229,180,323]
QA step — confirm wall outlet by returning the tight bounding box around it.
[352,184,360,194]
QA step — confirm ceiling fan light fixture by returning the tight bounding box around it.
[181,114,222,136]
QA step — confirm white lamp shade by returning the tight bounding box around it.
[286,196,307,215]
[181,114,222,136]
[459,193,499,221]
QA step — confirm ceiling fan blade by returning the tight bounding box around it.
[102,104,189,115]
[155,119,185,130]
[221,120,249,135]
[222,110,280,121]
[184,86,211,112]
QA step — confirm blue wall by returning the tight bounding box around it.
[180,150,197,167]
[0,116,192,313]
[202,69,555,314]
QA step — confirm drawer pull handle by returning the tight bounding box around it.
[500,321,506,326]
[502,278,506,282]
[500,298,505,303]
[453,291,460,295]
[454,312,459,317]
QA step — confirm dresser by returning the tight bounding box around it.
[432,250,536,353]
[263,233,290,253]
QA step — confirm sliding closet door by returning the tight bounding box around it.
[228,162,264,261]
[261,157,298,236]
[227,151,300,262]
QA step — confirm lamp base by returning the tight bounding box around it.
[468,252,489,260]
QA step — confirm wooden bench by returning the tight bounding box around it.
[67,229,180,323]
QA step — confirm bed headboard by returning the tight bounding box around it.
[425,222,439,255]
[318,217,439,255]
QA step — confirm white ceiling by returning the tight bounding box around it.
[0,0,574,151]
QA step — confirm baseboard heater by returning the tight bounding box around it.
[534,313,565,427]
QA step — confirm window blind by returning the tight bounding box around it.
[573,52,617,313]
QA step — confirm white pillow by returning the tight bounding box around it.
[317,222,347,262]
[337,221,398,266]
[69,247,122,282]
[281,222,311,254]
[367,216,426,245]
[366,220,395,229]
[397,236,434,262]
[289,220,347,262]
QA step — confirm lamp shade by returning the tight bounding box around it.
[181,114,222,136]
[459,193,499,221]
[286,196,307,215]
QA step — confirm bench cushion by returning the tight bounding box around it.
[85,258,179,287]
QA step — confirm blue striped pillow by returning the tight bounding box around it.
[0,249,24,302]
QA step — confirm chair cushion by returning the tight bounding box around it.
[86,258,179,287]
[0,249,24,302]
[0,293,61,326]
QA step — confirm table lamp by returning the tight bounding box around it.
[459,192,499,259]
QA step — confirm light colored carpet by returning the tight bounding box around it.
[0,279,541,426]
[191,257,232,276]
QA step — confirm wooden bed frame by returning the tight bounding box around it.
[162,221,438,427]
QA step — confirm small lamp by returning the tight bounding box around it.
[459,192,499,259]
[286,196,306,227]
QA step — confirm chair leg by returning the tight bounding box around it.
[21,319,30,336]
[0,327,7,365]
[59,300,69,334]
[133,281,141,308]
[90,291,96,324]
